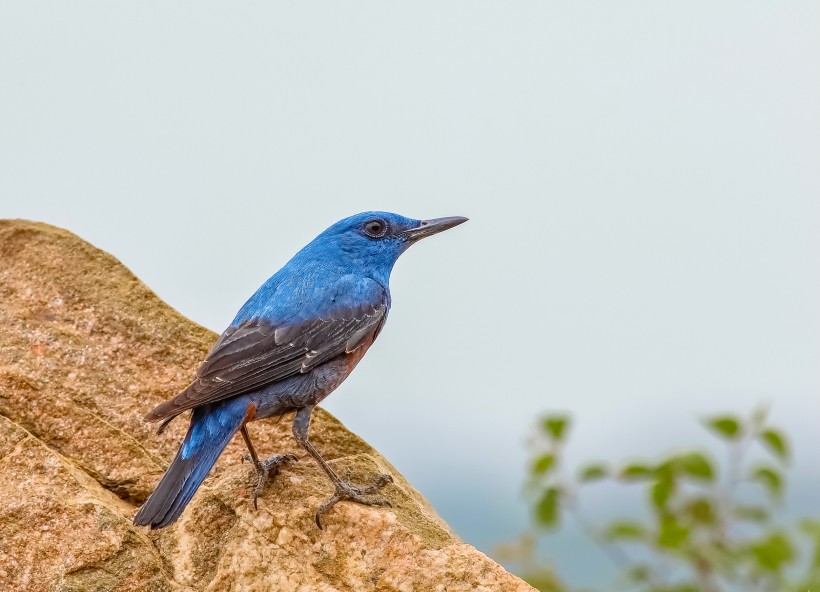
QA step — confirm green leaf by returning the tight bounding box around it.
[684,497,716,524]
[796,580,820,592]
[535,487,560,529]
[751,405,769,427]
[603,520,647,541]
[578,463,607,482]
[532,454,555,475]
[542,415,569,442]
[800,519,820,537]
[750,465,784,498]
[675,452,715,481]
[648,462,676,511]
[619,463,655,481]
[733,505,769,522]
[521,572,565,592]
[759,428,790,462]
[625,564,651,583]
[657,513,690,548]
[703,415,742,440]
[748,531,795,572]
[799,520,820,571]
[651,476,675,510]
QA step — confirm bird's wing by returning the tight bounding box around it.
[145,277,387,421]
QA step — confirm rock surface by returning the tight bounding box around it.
[0,220,533,592]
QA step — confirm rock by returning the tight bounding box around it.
[0,220,534,592]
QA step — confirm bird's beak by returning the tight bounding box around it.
[403,216,469,242]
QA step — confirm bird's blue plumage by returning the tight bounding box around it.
[135,211,467,529]
[135,398,248,528]
[231,211,413,325]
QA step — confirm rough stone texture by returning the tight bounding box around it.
[0,220,533,592]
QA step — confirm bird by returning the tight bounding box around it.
[133,211,467,529]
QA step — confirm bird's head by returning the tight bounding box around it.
[303,211,468,282]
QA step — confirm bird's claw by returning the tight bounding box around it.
[247,453,298,509]
[315,473,393,529]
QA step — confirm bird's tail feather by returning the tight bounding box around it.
[134,400,248,529]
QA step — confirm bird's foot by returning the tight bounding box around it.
[244,453,298,509]
[315,473,393,529]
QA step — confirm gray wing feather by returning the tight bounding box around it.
[145,288,387,421]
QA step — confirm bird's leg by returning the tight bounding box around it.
[240,425,297,509]
[292,406,393,529]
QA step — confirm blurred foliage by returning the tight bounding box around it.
[499,408,820,592]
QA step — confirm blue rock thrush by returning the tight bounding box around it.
[134,212,467,529]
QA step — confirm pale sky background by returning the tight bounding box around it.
[1,2,818,587]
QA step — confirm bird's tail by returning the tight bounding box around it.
[134,399,249,529]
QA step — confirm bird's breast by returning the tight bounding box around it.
[342,327,378,374]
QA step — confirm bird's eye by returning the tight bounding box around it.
[363,219,387,238]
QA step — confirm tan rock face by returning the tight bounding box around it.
[0,220,533,592]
